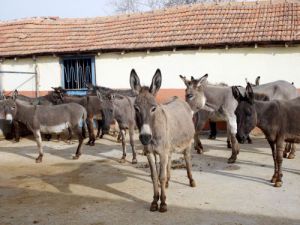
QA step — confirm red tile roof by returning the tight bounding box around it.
[1,1,300,58]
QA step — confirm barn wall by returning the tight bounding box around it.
[95,46,300,89]
[0,46,299,93]
[0,56,61,95]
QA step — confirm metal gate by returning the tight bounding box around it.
[0,65,39,97]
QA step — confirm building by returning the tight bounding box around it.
[0,0,300,138]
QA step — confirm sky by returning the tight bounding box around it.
[0,0,115,21]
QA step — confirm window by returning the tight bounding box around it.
[61,56,96,95]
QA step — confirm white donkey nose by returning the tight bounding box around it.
[6,113,13,122]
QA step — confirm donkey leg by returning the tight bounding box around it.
[147,153,159,212]
[86,118,95,146]
[129,125,137,164]
[73,125,84,160]
[228,134,239,163]
[194,132,203,154]
[184,145,196,187]
[227,115,239,164]
[274,139,284,187]
[33,130,43,163]
[268,139,278,183]
[159,155,168,213]
[119,129,127,163]
[13,120,20,142]
[67,127,73,141]
[166,155,172,188]
[96,120,101,138]
[226,135,232,149]
[288,143,296,159]
[283,142,291,158]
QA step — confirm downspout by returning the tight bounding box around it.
[34,58,40,97]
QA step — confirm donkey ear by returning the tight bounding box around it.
[179,75,189,87]
[150,69,162,96]
[96,90,103,101]
[12,90,18,100]
[232,86,242,102]
[255,76,260,86]
[245,82,254,104]
[130,69,141,94]
[195,74,208,87]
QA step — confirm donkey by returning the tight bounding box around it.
[56,91,114,146]
[180,74,298,163]
[233,83,300,187]
[108,94,137,164]
[0,99,87,162]
[11,89,65,142]
[12,89,60,105]
[130,69,196,212]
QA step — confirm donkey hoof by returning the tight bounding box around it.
[288,154,295,159]
[119,158,126,163]
[73,155,80,160]
[35,157,42,163]
[159,203,167,213]
[165,182,169,188]
[150,202,158,212]
[227,156,236,164]
[274,181,282,188]
[132,158,138,164]
[270,176,277,183]
[283,152,287,158]
[190,180,196,187]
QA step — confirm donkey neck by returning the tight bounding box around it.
[15,100,36,124]
[254,100,275,135]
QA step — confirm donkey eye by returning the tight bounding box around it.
[134,105,140,113]
[186,94,194,99]
[11,106,16,110]
[151,106,157,113]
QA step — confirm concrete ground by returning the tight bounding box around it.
[0,133,299,225]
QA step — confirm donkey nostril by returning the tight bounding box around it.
[139,134,152,145]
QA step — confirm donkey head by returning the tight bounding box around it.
[179,74,208,111]
[96,90,115,135]
[0,99,17,123]
[232,83,257,143]
[130,69,161,146]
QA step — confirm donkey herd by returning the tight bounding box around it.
[0,69,299,212]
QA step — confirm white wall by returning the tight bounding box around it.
[0,56,61,92]
[96,46,300,89]
[0,46,299,93]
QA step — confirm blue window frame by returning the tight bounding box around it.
[60,56,96,96]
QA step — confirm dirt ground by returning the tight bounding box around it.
[0,133,299,225]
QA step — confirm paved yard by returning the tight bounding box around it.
[0,133,299,225]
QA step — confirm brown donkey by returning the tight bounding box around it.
[233,83,300,187]
[130,69,196,213]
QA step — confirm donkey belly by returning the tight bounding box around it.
[40,123,70,134]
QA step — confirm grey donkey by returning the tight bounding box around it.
[0,99,87,163]
[180,74,240,163]
[130,69,196,213]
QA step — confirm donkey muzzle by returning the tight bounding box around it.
[5,113,13,123]
[139,134,152,146]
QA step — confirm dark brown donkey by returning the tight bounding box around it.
[130,69,196,213]
[0,99,87,163]
[56,91,114,146]
[232,83,300,187]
